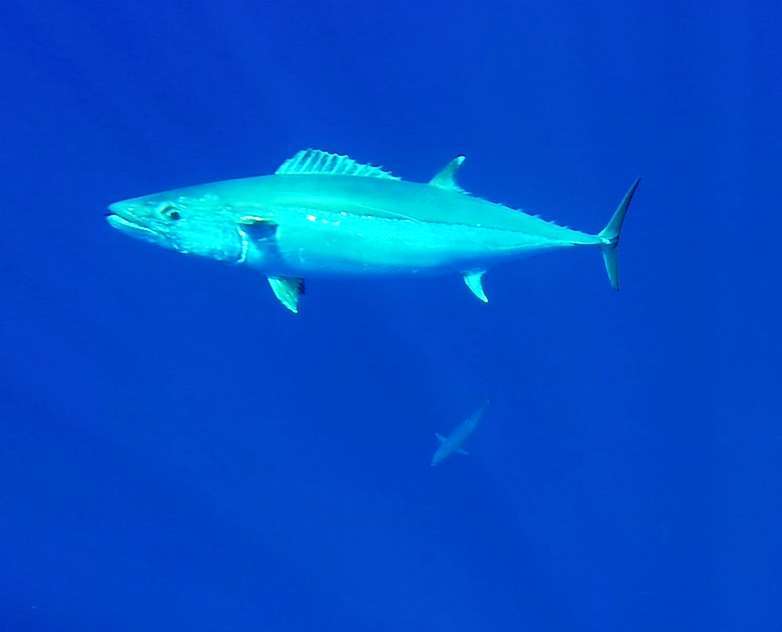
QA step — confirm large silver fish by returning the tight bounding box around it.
[107,149,639,313]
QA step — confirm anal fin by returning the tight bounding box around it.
[268,276,305,314]
[463,271,488,303]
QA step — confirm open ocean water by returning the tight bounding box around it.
[1,1,780,630]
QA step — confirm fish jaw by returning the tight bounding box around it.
[105,203,173,249]
[106,196,245,263]
[106,211,157,239]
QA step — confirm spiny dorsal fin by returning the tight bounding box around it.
[275,149,399,180]
[267,276,305,314]
[429,155,467,193]
[463,270,488,303]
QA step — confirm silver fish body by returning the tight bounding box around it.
[107,150,639,313]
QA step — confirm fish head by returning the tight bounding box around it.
[106,189,244,263]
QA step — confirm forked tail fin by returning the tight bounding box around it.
[598,178,641,290]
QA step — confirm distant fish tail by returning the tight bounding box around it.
[597,178,641,290]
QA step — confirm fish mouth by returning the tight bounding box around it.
[105,209,159,240]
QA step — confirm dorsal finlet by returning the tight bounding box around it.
[429,155,467,193]
[275,149,399,180]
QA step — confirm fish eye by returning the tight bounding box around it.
[159,204,181,221]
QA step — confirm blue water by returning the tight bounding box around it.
[1,2,779,630]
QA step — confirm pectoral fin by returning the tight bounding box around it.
[435,433,447,443]
[456,448,469,456]
[240,216,278,241]
[267,276,305,314]
[463,271,488,303]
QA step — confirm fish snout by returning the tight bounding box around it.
[107,200,130,216]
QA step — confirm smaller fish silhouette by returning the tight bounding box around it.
[431,402,488,466]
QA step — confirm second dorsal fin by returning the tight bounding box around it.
[429,155,467,193]
[275,149,399,180]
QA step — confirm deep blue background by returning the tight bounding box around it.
[1,1,780,630]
